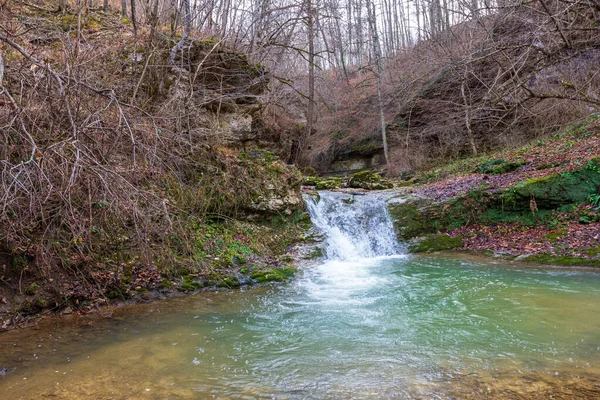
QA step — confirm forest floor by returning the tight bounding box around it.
[401,113,600,265]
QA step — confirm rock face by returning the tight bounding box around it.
[407,234,464,253]
[330,153,384,174]
[328,137,385,174]
[502,158,600,210]
[247,188,304,217]
[165,39,283,153]
[163,40,305,219]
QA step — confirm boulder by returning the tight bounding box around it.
[348,171,393,190]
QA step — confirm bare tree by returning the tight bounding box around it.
[366,0,389,164]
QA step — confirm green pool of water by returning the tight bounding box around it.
[1,254,599,399]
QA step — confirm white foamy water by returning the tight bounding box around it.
[302,191,406,303]
[304,191,403,261]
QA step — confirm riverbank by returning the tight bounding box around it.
[385,114,600,267]
[0,211,318,332]
[2,245,599,399]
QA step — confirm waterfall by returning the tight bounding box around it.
[304,191,403,261]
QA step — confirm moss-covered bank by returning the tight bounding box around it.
[386,119,600,267]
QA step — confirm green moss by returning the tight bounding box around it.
[520,253,600,267]
[304,247,324,260]
[217,276,240,288]
[388,196,473,239]
[543,229,567,243]
[392,161,600,241]
[407,234,464,253]
[25,283,39,296]
[303,176,321,186]
[476,159,524,174]
[316,177,343,190]
[348,171,393,190]
[160,278,173,289]
[179,276,204,291]
[507,167,600,210]
[251,266,296,283]
[301,167,318,176]
[585,246,600,257]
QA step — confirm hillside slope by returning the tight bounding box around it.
[0,3,306,329]
[304,0,600,174]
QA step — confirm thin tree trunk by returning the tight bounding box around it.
[168,0,192,65]
[306,0,315,136]
[366,0,389,164]
[461,68,478,156]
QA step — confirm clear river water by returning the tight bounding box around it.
[0,192,599,399]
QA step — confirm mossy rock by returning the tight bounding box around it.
[303,176,343,190]
[251,266,296,283]
[387,196,472,240]
[315,179,341,190]
[348,171,393,190]
[217,276,240,288]
[519,253,600,267]
[301,167,318,176]
[388,161,600,241]
[476,159,524,175]
[178,276,204,291]
[407,234,464,253]
[303,176,321,186]
[502,166,600,210]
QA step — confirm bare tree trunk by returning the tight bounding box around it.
[168,0,192,65]
[59,0,68,12]
[366,0,389,164]
[0,51,4,85]
[170,0,178,35]
[121,0,127,16]
[306,0,315,136]
[471,0,479,18]
[130,0,138,35]
[103,0,109,11]
[415,0,421,42]
[461,68,478,156]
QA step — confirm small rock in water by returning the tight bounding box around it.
[0,365,7,375]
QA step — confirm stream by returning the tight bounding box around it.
[0,191,599,399]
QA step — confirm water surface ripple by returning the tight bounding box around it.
[0,192,599,399]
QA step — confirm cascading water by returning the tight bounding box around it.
[301,191,405,303]
[304,191,403,261]
[2,192,600,399]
